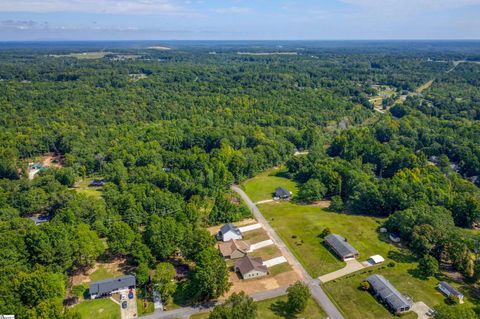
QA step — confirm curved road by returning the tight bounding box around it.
[231,185,344,319]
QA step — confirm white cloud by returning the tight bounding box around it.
[0,0,188,15]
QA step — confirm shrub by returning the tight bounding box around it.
[360,281,370,291]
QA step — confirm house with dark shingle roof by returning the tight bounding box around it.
[216,223,242,242]
[368,274,413,314]
[234,255,268,279]
[89,275,136,299]
[218,240,250,259]
[324,234,359,260]
[275,187,291,199]
[438,281,464,303]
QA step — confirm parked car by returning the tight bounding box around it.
[122,301,128,309]
[128,291,134,299]
[120,293,126,301]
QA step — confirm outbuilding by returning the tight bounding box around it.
[367,274,413,314]
[438,282,464,303]
[324,234,359,260]
[89,275,136,299]
[216,223,242,242]
[234,255,268,280]
[368,255,385,265]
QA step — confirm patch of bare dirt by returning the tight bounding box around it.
[70,258,127,286]
[309,200,331,208]
[41,153,64,168]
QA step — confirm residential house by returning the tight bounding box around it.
[367,274,413,314]
[217,223,242,242]
[89,179,106,187]
[218,240,250,259]
[234,255,268,280]
[275,187,291,199]
[438,282,464,303]
[324,234,359,260]
[89,275,136,299]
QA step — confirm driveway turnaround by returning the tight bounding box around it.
[411,301,433,319]
[248,239,274,252]
[238,223,262,233]
[318,259,365,283]
[232,185,345,319]
[263,256,288,267]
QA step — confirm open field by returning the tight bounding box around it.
[72,298,120,319]
[73,178,104,199]
[241,167,299,202]
[258,201,393,277]
[50,52,112,59]
[191,295,326,319]
[89,265,124,282]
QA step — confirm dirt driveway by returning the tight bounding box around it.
[226,269,300,297]
[411,301,433,319]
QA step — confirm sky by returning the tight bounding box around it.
[0,0,480,41]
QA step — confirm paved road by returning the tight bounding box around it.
[141,286,289,319]
[232,185,344,319]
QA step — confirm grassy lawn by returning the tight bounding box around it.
[259,201,394,277]
[74,178,103,199]
[323,258,450,319]
[250,244,283,260]
[190,295,326,319]
[89,265,123,282]
[243,228,270,243]
[242,168,298,203]
[72,298,120,319]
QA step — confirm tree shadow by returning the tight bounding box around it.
[387,250,416,264]
[269,300,296,319]
[407,268,429,280]
[274,171,290,179]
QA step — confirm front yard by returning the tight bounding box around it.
[241,167,299,203]
[72,298,120,319]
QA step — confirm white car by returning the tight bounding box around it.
[120,293,126,301]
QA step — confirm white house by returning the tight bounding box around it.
[216,223,242,242]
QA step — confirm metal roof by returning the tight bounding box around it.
[89,275,136,296]
[368,275,412,311]
[439,282,463,297]
[219,223,241,236]
[324,234,358,258]
[275,187,290,197]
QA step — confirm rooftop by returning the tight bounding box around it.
[235,255,267,275]
[324,234,358,257]
[439,281,463,297]
[89,275,136,296]
[218,240,250,256]
[219,223,241,236]
[368,274,413,310]
[275,187,291,197]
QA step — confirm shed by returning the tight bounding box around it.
[367,274,413,314]
[89,275,136,299]
[216,223,242,242]
[369,255,385,264]
[89,179,106,187]
[234,255,268,280]
[438,282,464,303]
[275,187,291,199]
[324,234,359,260]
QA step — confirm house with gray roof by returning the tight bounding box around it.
[324,234,359,260]
[438,281,464,303]
[367,274,413,314]
[217,223,242,242]
[89,275,136,299]
[275,187,291,199]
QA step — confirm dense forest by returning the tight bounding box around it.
[1,41,480,318]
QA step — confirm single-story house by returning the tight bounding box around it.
[389,233,401,243]
[324,234,359,260]
[29,214,52,226]
[217,223,242,242]
[368,255,385,265]
[234,255,268,280]
[438,282,464,303]
[89,179,106,187]
[275,187,291,199]
[218,240,250,259]
[89,275,136,299]
[367,274,413,314]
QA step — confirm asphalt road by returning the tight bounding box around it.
[141,186,344,319]
[232,185,344,319]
